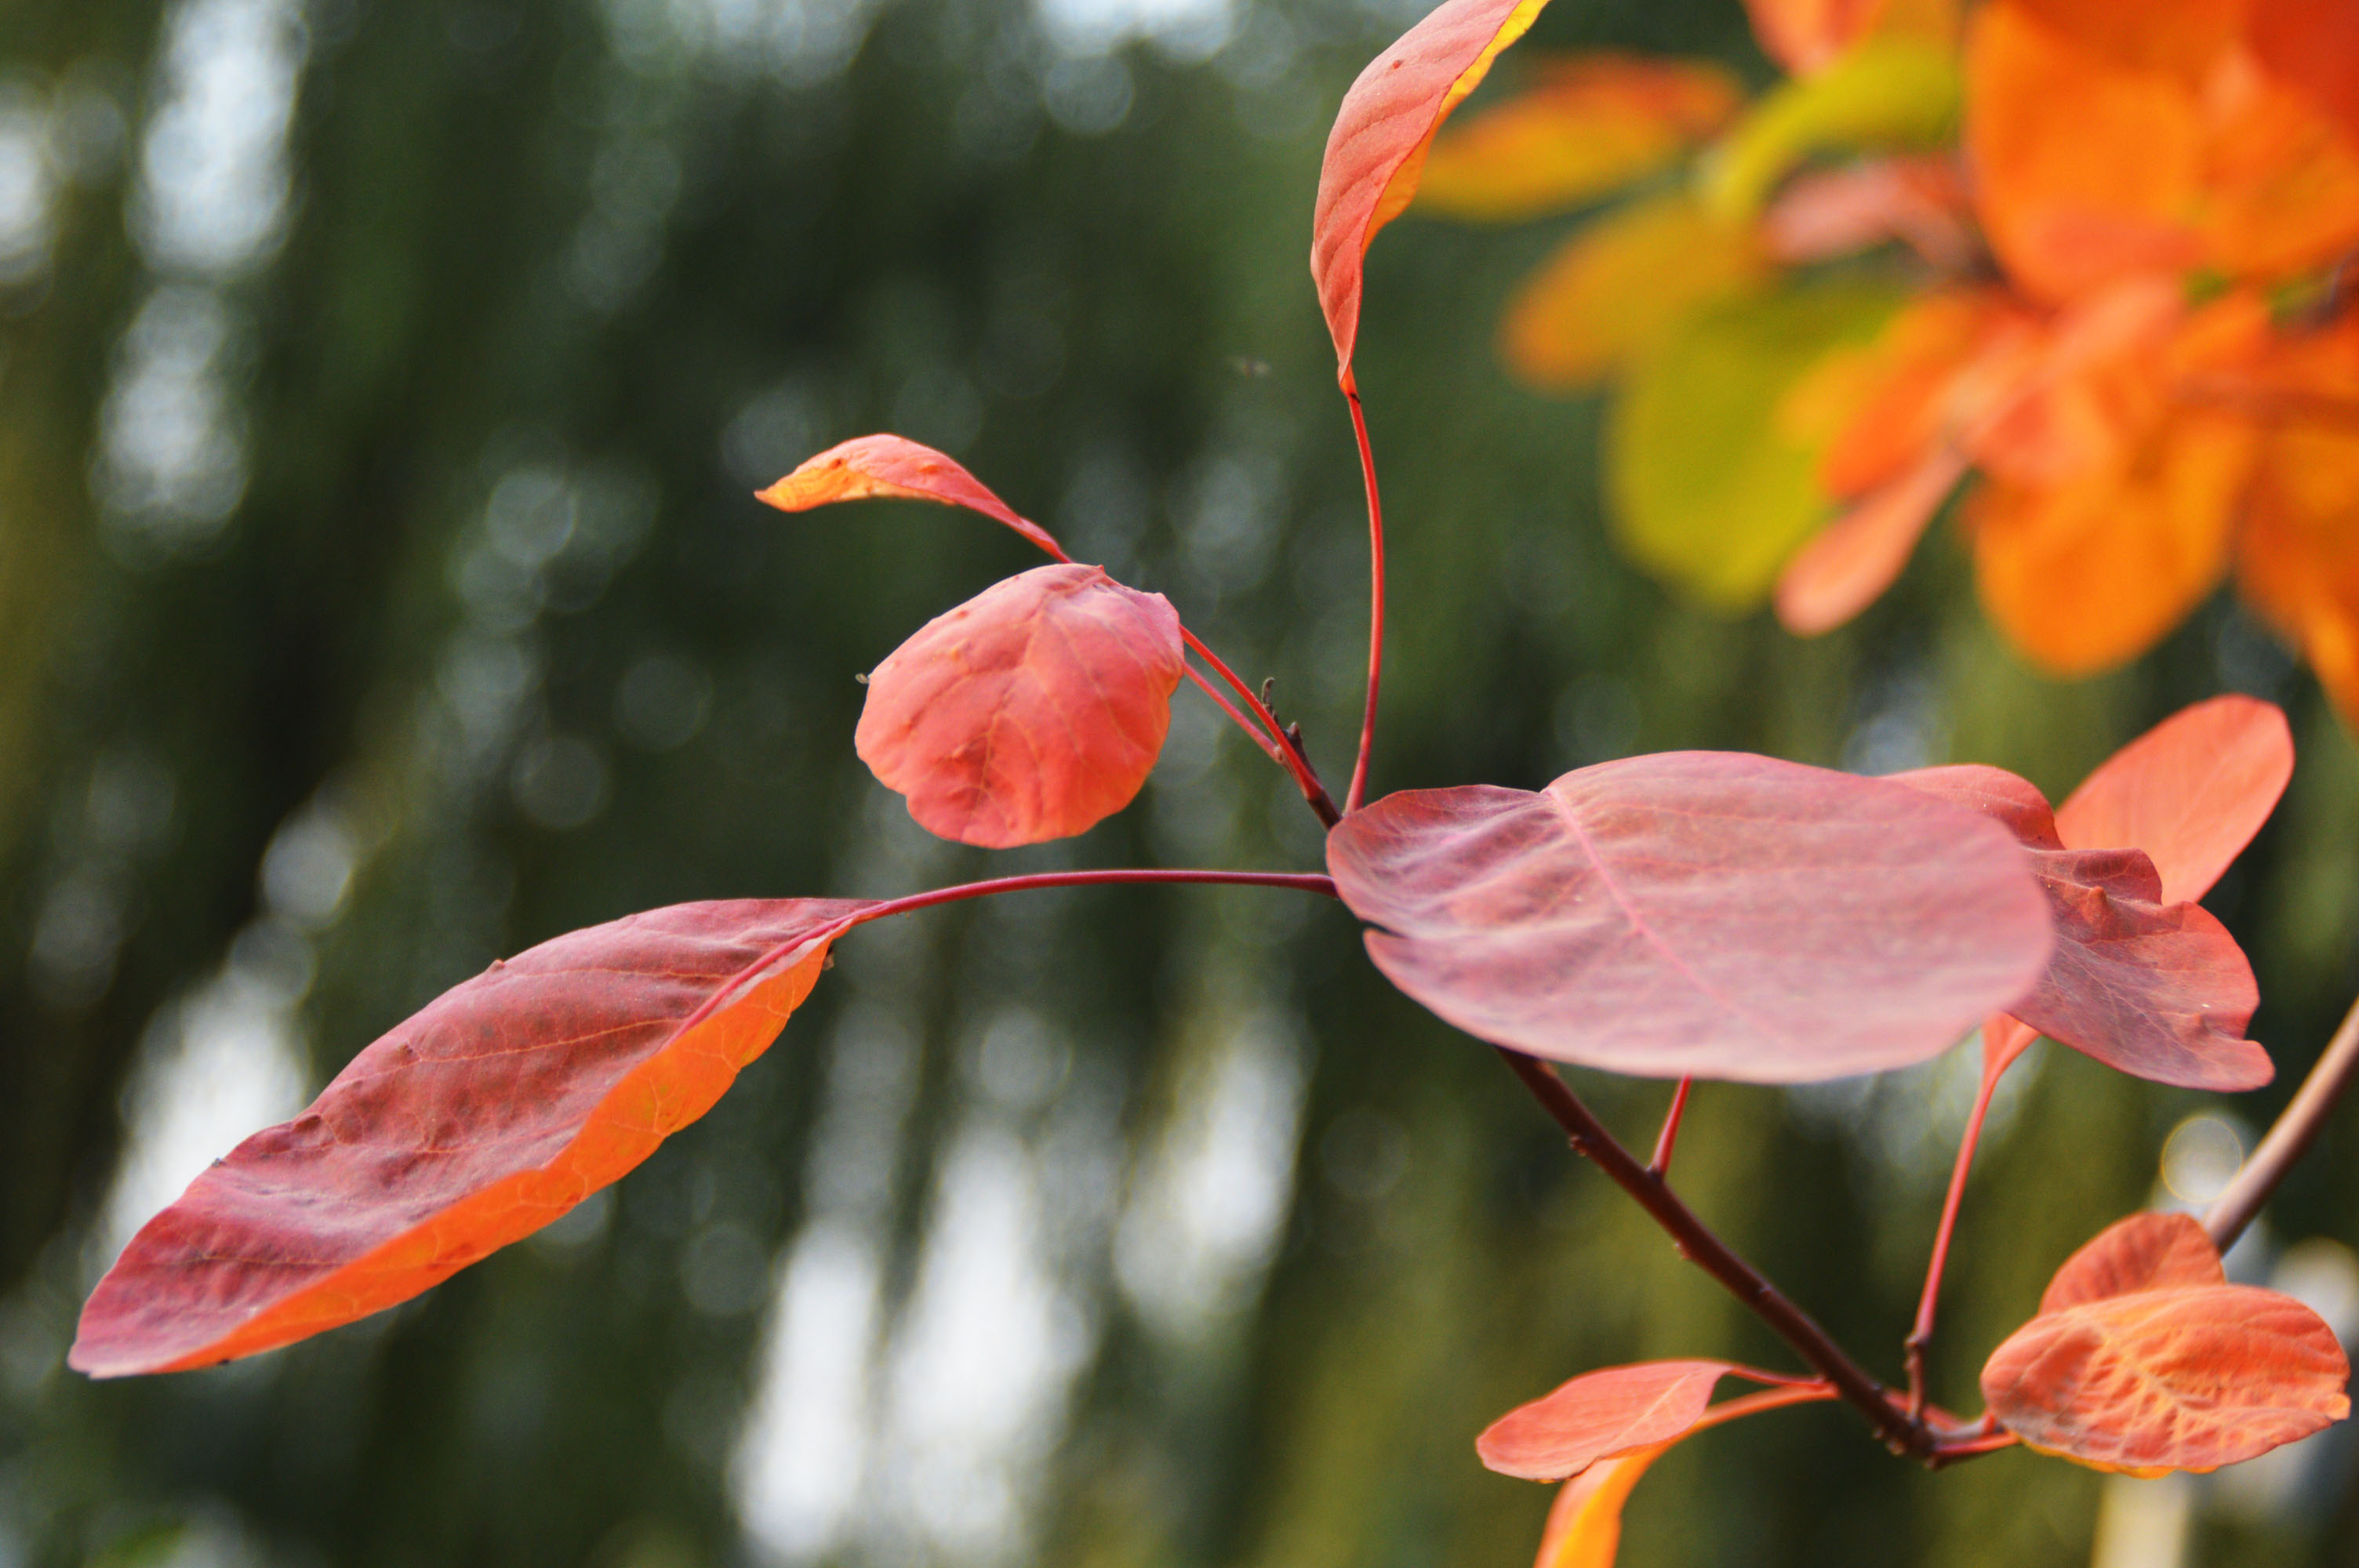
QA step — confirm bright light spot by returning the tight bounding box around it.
[93,284,249,550]
[0,86,56,287]
[132,0,305,273]
[2160,1114,2244,1205]
[734,1222,885,1560]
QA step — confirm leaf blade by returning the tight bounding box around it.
[2039,1211,2225,1317]
[1478,1360,1730,1482]
[2054,695,2293,906]
[1531,1444,1668,1568]
[758,434,1067,559]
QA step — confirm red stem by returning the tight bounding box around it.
[1694,1382,1839,1433]
[1648,1076,1694,1177]
[1492,1048,1932,1459]
[1343,387,1386,815]
[1903,1026,2026,1420]
[851,867,1339,928]
[1180,629,1341,826]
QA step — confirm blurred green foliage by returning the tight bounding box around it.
[2,0,2357,1566]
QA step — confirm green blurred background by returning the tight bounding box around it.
[2,0,2358,1563]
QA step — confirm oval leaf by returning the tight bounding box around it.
[72,898,872,1377]
[2054,695,2293,906]
[758,434,1067,560]
[1325,753,2054,1083]
[1479,1360,1729,1481]
[2039,1211,2224,1317]
[1311,0,1553,378]
[1982,1283,2350,1473]
[857,563,1184,848]
[1532,1444,1668,1568]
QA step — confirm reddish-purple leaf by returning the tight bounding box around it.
[1897,765,2268,1091]
[1312,0,1552,379]
[2054,695,2294,906]
[1478,1359,1731,1481]
[756,434,1067,560]
[73,899,872,1378]
[1983,1283,2350,1474]
[1325,753,2053,1082]
[856,563,1183,848]
[2038,1210,2224,1316]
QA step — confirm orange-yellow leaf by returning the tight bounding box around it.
[1312,0,1553,379]
[1775,445,1967,635]
[2055,695,2293,906]
[1478,1360,1729,1481]
[2236,319,2359,731]
[1416,55,1741,223]
[856,563,1183,848]
[1982,1283,2349,1473]
[758,434,1067,560]
[1530,1444,1668,1568]
[72,899,871,1377]
[1499,194,1765,388]
[2038,1211,2226,1316]
[1816,289,2024,497]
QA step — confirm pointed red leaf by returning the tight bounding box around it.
[1325,753,2053,1082]
[2054,695,2294,906]
[1896,767,2268,1091]
[2039,1211,2225,1316]
[72,898,873,1377]
[757,434,1067,560]
[1983,1283,2350,1473]
[1478,1359,1730,1481]
[857,563,1183,848]
[1312,0,1552,379]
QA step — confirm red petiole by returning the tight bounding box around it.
[1343,383,1387,815]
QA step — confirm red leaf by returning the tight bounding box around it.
[1529,1444,1667,1568]
[1896,766,2266,1090]
[1312,0,1552,379]
[757,434,1067,560]
[2038,1210,2224,1316]
[1478,1359,1729,1481]
[2054,695,2293,906]
[72,899,871,1377]
[1324,753,2053,1082]
[856,563,1183,848]
[1983,1283,2350,1473]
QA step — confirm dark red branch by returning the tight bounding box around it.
[2206,990,2359,1250]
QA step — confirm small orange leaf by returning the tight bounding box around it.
[1774,445,1967,635]
[2236,318,2359,731]
[1983,1283,2350,1474]
[1499,194,1765,388]
[1530,1444,1668,1568]
[2054,696,2293,906]
[857,563,1184,848]
[758,434,1067,561]
[1743,0,1892,77]
[1312,0,1553,379]
[2038,1211,2226,1316]
[72,899,871,1376]
[1416,55,1741,223]
[1478,1360,1729,1482]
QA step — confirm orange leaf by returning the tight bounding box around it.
[1312,0,1553,380]
[758,434,1067,560]
[1416,55,1742,223]
[1499,194,1765,388]
[1983,1283,2349,1473]
[856,562,1183,848]
[1774,445,1968,635]
[2054,695,2293,906]
[71,899,871,1377]
[1530,1444,1668,1568]
[2005,0,2248,82]
[1816,289,2025,498]
[1478,1360,1729,1482]
[2038,1211,2226,1316]
[2236,318,2359,729]
[2250,0,2359,149]
[1743,0,1892,76]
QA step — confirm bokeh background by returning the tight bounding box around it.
[3,0,2358,1564]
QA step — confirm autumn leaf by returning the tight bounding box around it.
[1759,154,1975,269]
[1742,0,1892,77]
[1416,55,1742,223]
[1896,764,2268,1090]
[2236,318,2359,729]
[1499,193,1765,389]
[1312,0,1553,380]
[1774,445,1967,636]
[1478,1360,1731,1481]
[1701,39,1961,221]
[71,899,873,1377]
[757,433,1068,561]
[1983,1214,2350,1474]
[2053,695,2293,906]
[2249,0,2359,148]
[1529,1445,1668,1568]
[1325,753,2052,1083]
[857,563,1184,848]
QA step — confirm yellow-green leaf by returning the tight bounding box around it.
[1608,284,1906,609]
[1702,40,1962,220]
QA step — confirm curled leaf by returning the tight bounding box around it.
[2054,695,2293,906]
[1325,753,2052,1083]
[758,434,1067,560]
[72,899,872,1377]
[1416,55,1742,223]
[1530,1444,1668,1568]
[857,563,1184,848]
[1312,0,1554,378]
[2038,1210,2225,1316]
[1983,1283,2350,1474]
[1478,1360,1729,1482]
